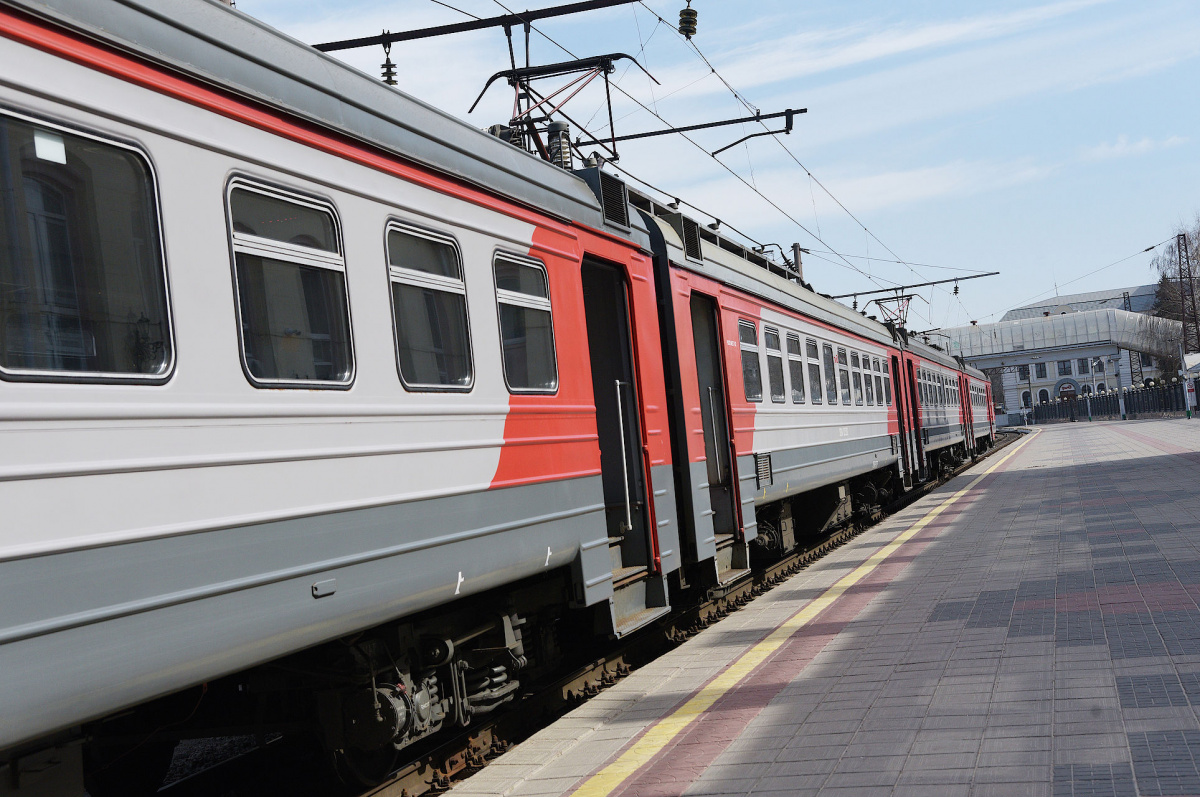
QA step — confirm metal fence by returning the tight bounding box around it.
[1028,381,1192,424]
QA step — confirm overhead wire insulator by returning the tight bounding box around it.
[678,2,697,39]
[380,34,397,86]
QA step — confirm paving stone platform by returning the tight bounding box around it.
[450,419,1200,797]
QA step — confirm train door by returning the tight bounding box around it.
[906,359,927,481]
[581,260,655,588]
[891,355,913,487]
[960,375,974,455]
[689,293,747,583]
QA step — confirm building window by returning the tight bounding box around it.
[822,343,837,404]
[1035,362,1047,379]
[495,256,557,392]
[739,320,762,402]
[229,183,352,386]
[765,326,785,403]
[787,333,805,403]
[1081,384,1092,394]
[1094,359,1105,373]
[1038,389,1050,404]
[1022,390,1031,408]
[1077,358,1089,375]
[0,111,174,380]
[388,225,472,389]
[1057,360,1072,377]
[1140,352,1153,367]
[1017,364,1029,381]
[1097,382,1106,391]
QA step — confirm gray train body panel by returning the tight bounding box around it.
[0,476,608,752]
[750,435,897,506]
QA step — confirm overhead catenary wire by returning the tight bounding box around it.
[634,1,981,315]
[977,239,1171,322]
[486,0,899,290]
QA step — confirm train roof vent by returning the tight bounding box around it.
[680,218,703,261]
[598,171,629,228]
[663,213,703,261]
[573,166,630,229]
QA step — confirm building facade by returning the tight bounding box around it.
[938,291,1183,419]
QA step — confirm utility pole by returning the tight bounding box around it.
[1179,233,1200,354]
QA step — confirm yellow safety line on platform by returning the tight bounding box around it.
[572,430,1038,797]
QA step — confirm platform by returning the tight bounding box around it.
[449,418,1200,797]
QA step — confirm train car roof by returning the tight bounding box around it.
[641,212,901,349]
[906,337,987,379]
[6,0,634,236]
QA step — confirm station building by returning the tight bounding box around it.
[939,285,1183,415]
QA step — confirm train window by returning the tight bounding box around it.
[839,368,852,404]
[387,225,472,390]
[875,374,884,405]
[787,333,805,403]
[0,112,173,381]
[806,339,819,360]
[229,182,352,386]
[853,371,864,405]
[808,362,822,404]
[739,320,762,402]
[837,347,848,366]
[872,358,881,372]
[851,352,860,369]
[822,344,837,404]
[884,372,892,405]
[864,367,874,404]
[495,255,557,392]
[765,326,785,403]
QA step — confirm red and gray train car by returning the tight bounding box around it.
[0,0,993,792]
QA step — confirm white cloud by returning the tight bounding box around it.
[1081,134,1188,161]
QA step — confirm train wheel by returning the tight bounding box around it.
[331,745,399,788]
[82,738,176,797]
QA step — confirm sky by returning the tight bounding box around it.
[236,0,1200,330]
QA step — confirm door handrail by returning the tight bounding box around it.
[614,379,633,534]
[706,385,723,485]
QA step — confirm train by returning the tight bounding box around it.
[0,0,994,794]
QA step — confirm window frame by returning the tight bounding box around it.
[385,220,475,392]
[821,343,837,404]
[739,319,763,403]
[0,107,177,385]
[493,251,559,395]
[786,332,806,404]
[764,325,786,403]
[226,176,354,389]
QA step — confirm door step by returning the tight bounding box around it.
[716,567,751,585]
[613,605,672,637]
[612,565,648,589]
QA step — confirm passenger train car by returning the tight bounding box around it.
[0,1,992,793]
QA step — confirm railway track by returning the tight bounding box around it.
[157,431,1019,797]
